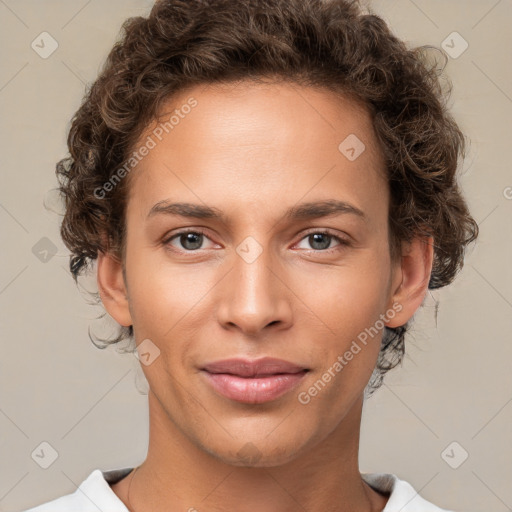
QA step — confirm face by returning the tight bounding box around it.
[101,80,414,467]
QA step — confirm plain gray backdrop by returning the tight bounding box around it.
[1,1,511,511]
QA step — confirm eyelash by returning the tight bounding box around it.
[162,228,351,254]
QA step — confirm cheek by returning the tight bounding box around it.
[297,273,388,418]
[126,246,210,331]
[125,252,219,381]
[293,256,390,339]
[291,255,390,404]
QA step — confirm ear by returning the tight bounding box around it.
[385,235,434,328]
[97,250,133,327]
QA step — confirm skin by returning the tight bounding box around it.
[98,80,433,512]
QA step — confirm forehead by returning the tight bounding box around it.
[125,80,388,226]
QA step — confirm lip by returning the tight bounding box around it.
[201,357,309,404]
[202,357,308,377]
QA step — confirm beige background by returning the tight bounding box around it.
[1,1,511,511]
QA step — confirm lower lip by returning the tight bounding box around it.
[202,370,308,404]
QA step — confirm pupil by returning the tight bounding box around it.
[310,233,330,250]
[182,232,202,250]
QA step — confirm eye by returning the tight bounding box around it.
[295,230,350,252]
[163,228,351,254]
[163,229,216,252]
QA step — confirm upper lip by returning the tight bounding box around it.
[201,357,309,377]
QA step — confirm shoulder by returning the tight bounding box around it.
[362,472,455,512]
[22,468,133,512]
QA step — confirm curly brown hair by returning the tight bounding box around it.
[55,0,478,396]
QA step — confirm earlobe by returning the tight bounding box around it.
[97,250,133,327]
[385,236,434,328]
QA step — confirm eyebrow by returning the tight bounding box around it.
[146,199,367,223]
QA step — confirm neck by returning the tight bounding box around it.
[119,391,388,512]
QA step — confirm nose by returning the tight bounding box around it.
[215,244,293,337]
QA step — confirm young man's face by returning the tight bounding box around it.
[99,81,428,466]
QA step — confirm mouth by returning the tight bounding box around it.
[201,356,309,377]
[200,357,310,404]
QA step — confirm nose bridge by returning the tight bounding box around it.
[216,234,291,333]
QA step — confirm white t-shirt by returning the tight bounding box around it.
[23,467,454,512]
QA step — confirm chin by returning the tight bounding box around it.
[202,433,311,468]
